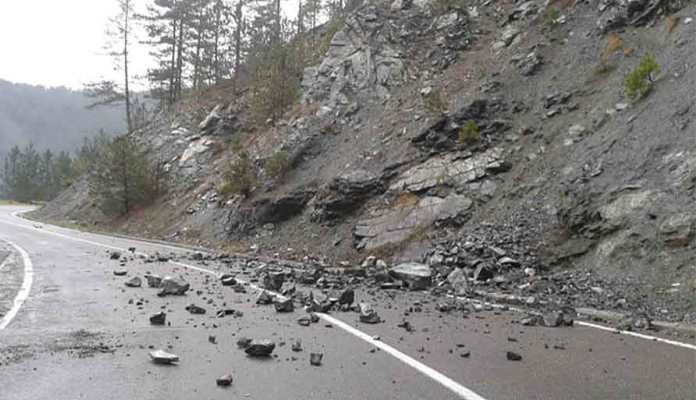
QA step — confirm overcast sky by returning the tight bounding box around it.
[0,1,150,89]
[0,0,302,90]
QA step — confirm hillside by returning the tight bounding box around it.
[36,0,696,325]
[0,79,124,155]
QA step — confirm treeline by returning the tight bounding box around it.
[1,144,76,202]
[1,134,165,216]
[92,0,360,132]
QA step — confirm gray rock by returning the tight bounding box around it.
[110,251,122,260]
[113,269,127,276]
[185,304,206,314]
[659,214,694,247]
[149,312,166,325]
[389,263,432,290]
[149,349,179,364]
[158,277,190,296]
[313,170,384,221]
[263,272,285,291]
[338,288,355,305]
[274,297,295,313]
[145,274,162,288]
[220,273,237,286]
[244,340,276,357]
[359,303,381,324]
[354,195,472,250]
[256,290,275,305]
[216,373,233,387]
[125,277,142,288]
[447,268,469,295]
[310,352,323,366]
[506,351,522,361]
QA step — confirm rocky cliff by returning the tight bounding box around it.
[35,0,696,323]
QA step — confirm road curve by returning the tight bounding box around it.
[0,205,694,400]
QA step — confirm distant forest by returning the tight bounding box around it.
[0,79,125,156]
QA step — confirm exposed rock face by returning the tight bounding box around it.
[313,170,385,221]
[354,195,472,250]
[253,188,316,224]
[389,148,505,193]
[302,6,406,108]
[412,99,510,151]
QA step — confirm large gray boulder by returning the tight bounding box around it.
[389,263,432,290]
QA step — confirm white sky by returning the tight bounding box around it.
[0,0,303,90]
[0,1,150,89]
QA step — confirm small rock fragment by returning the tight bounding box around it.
[150,312,166,325]
[256,290,274,305]
[359,303,381,324]
[125,277,142,288]
[274,297,294,313]
[145,274,162,288]
[185,304,207,314]
[149,349,179,364]
[506,351,523,361]
[244,340,276,357]
[113,269,127,276]
[310,352,323,366]
[338,288,355,305]
[216,374,233,387]
[110,251,122,260]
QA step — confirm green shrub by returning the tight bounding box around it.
[220,151,256,197]
[458,121,481,144]
[265,151,290,181]
[625,54,660,100]
[544,7,561,28]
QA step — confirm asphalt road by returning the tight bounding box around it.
[0,205,694,400]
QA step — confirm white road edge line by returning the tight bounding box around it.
[0,212,489,400]
[4,210,696,354]
[448,295,696,352]
[0,240,34,330]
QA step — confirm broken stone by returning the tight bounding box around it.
[220,274,237,286]
[310,353,323,366]
[150,312,166,325]
[113,269,127,276]
[338,288,355,305]
[216,374,233,387]
[125,277,142,288]
[389,263,432,290]
[274,297,294,313]
[110,251,122,260]
[541,309,575,327]
[256,290,275,305]
[145,274,162,288]
[298,316,311,326]
[158,277,190,296]
[359,303,381,324]
[263,272,285,291]
[185,304,207,315]
[447,268,469,295]
[236,337,252,349]
[244,340,276,357]
[506,351,522,361]
[149,349,179,364]
[292,340,303,352]
[473,263,495,282]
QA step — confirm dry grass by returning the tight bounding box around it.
[665,15,680,34]
[393,193,420,208]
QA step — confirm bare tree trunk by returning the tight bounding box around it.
[233,0,243,93]
[124,0,132,132]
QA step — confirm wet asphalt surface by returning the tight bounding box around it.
[0,206,694,400]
